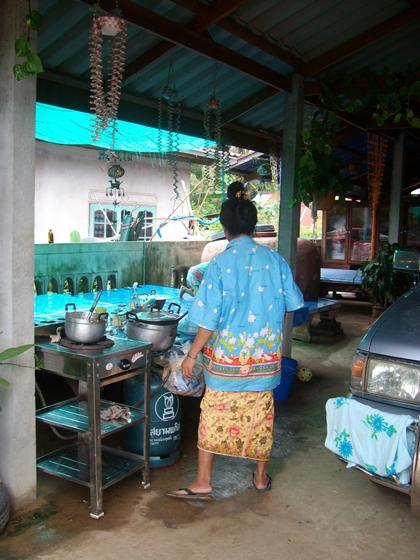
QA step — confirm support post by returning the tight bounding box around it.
[388,131,405,245]
[0,0,37,508]
[277,74,304,357]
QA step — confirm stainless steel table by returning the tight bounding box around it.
[35,337,152,519]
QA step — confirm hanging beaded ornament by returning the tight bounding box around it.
[89,9,127,142]
[157,75,181,200]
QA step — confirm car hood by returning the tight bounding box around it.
[359,286,420,362]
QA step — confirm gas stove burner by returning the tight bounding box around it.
[59,337,115,351]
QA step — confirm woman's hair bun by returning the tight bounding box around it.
[227,181,247,200]
[220,181,257,235]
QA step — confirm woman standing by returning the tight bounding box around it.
[167,182,303,500]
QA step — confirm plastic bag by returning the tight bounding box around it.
[162,341,205,397]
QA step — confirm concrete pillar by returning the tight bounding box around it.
[278,75,304,357]
[0,0,37,508]
[388,131,405,245]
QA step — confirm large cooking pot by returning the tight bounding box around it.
[64,303,108,344]
[126,303,187,352]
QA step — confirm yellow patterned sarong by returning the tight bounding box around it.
[197,388,274,461]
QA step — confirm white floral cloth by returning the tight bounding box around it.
[325,397,415,484]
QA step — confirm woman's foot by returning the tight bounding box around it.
[166,481,213,500]
[252,472,272,491]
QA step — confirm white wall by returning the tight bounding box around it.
[35,142,192,243]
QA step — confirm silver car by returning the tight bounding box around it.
[346,250,420,514]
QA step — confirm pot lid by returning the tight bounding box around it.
[132,309,180,324]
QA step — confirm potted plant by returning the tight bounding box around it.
[296,110,352,218]
[361,243,411,317]
[0,343,33,534]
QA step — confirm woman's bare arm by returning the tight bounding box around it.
[181,327,213,377]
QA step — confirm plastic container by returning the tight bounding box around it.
[273,357,298,401]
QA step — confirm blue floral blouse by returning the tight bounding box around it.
[188,235,304,392]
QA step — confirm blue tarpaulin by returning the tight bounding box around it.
[34,287,311,328]
[35,102,211,153]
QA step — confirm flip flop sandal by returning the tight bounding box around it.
[252,473,272,492]
[165,488,214,501]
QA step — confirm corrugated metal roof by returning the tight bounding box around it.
[328,18,420,74]
[37,0,420,150]
[209,26,293,75]
[233,0,409,59]
[237,93,285,132]
[125,46,264,115]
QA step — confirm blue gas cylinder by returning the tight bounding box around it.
[123,371,181,468]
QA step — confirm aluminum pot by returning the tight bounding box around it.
[126,303,187,352]
[64,303,108,344]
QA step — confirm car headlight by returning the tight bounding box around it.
[367,357,420,403]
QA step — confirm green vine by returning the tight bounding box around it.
[295,110,351,208]
[320,69,420,129]
[13,0,43,80]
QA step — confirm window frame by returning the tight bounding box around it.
[89,203,155,240]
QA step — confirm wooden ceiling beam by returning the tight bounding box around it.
[192,0,249,30]
[80,0,291,92]
[218,18,307,73]
[306,6,420,75]
[173,0,307,72]
[125,0,248,81]
[223,86,279,123]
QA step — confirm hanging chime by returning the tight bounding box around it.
[368,133,389,259]
[204,94,224,194]
[157,68,181,201]
[99,149,132,162]
[270,151,281,191]
[106,160,125,201]
[89,6,127,143]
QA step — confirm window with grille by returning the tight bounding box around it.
[89,204,155,240]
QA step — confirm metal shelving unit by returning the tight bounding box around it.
[35,338,152,519]
[37,398,145,435]
[37,444,146,489]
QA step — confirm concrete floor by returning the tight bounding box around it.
[1,301,419,560]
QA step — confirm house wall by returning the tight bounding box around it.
[145,241,207,286]
[35,236,313,292]
[34,142,191,244]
